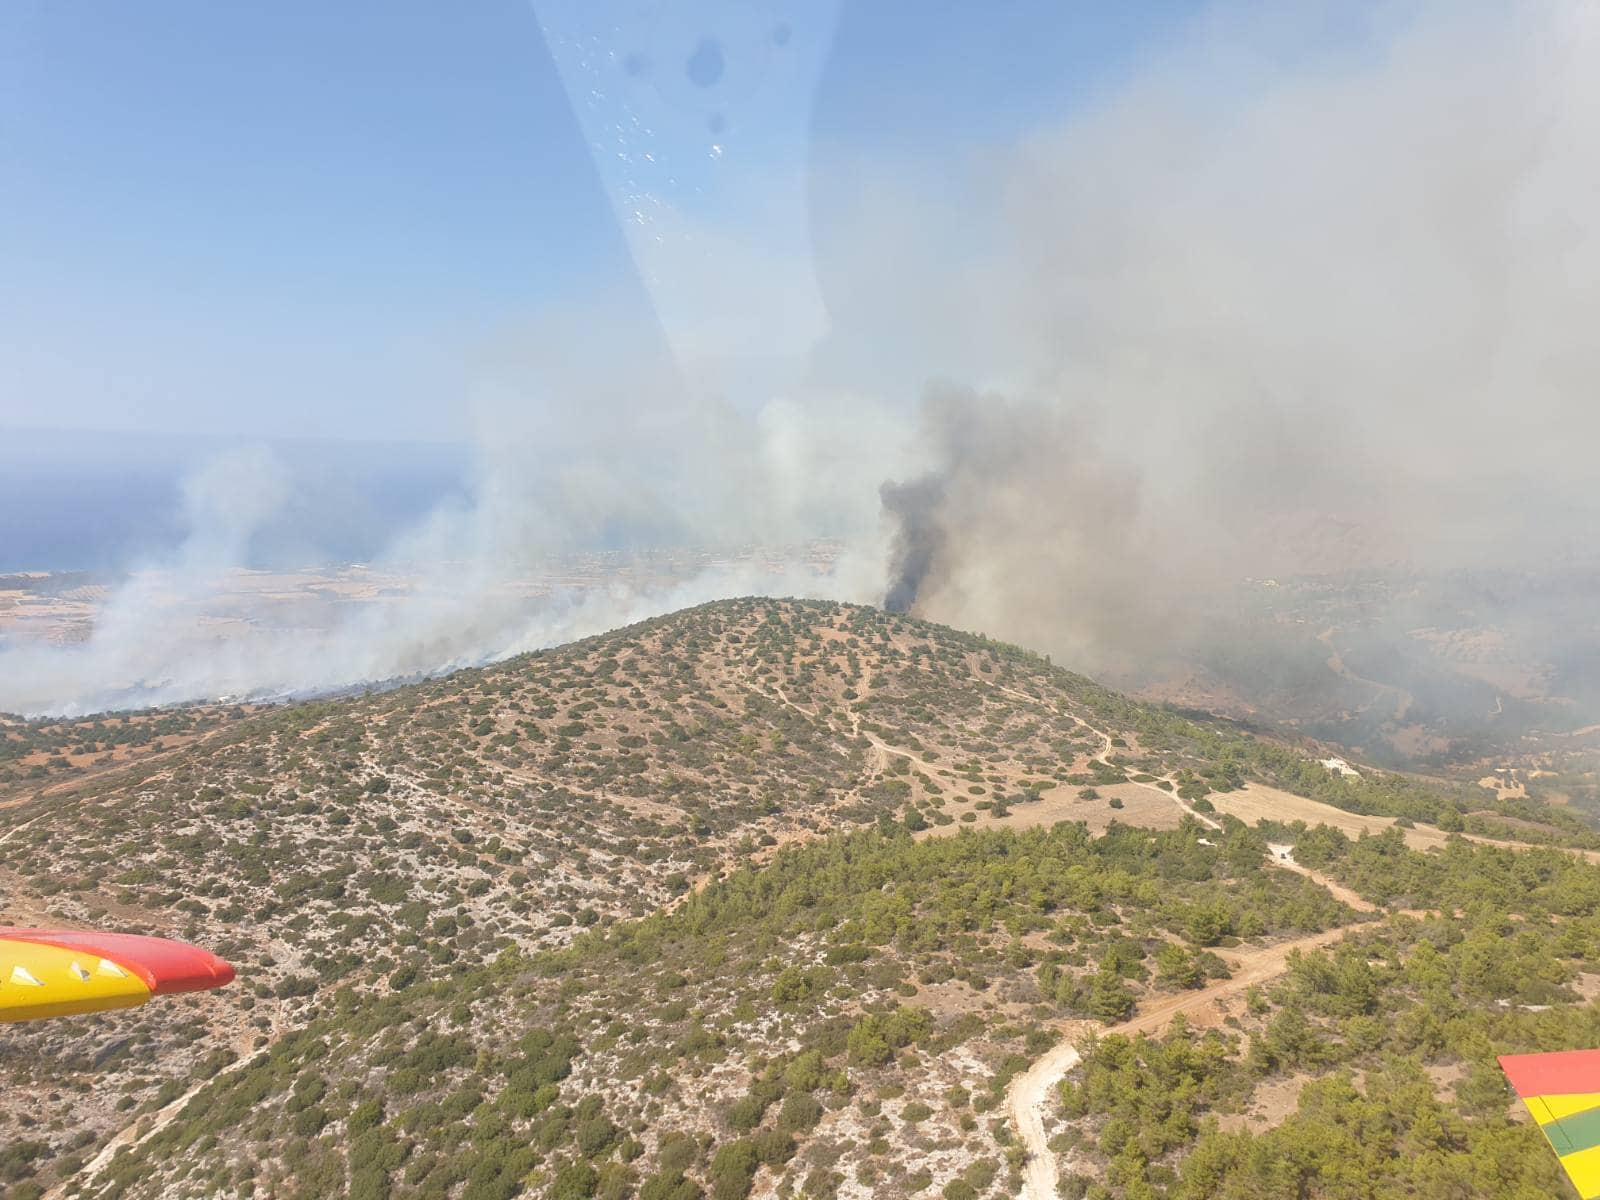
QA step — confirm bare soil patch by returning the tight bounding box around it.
[1209,783,1448,850]
[1216,1072,1316,1132]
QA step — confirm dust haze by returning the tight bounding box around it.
[6,0,1599,719]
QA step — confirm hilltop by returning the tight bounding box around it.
[2,598,1597,1200]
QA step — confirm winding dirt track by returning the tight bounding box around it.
[1007,903,1375,1200]
[22,676,1492,1199]
[990,682,1393,1199]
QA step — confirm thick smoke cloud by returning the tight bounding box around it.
[878,386,1163,670]
[866,0,1600,676]
[6,0,1599,715]
[0,393,897,715]
[878,476,944,615]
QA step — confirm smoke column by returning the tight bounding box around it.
[6,0,1600,713]
[879,476,945,614]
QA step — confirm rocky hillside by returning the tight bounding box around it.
[1,598,1592,1200]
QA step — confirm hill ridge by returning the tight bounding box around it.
[3,597,1596,1198]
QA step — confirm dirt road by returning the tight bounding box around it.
[1007,919,1366,1200]
[1265,844,1378,913]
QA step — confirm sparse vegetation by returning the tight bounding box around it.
[2,598,1594,1199]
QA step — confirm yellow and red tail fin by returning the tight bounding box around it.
[1499,1049,1600,1198]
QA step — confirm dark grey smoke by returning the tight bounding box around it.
[876,384,1163,671]
[879,475,945,612]
[863,2,1600,685]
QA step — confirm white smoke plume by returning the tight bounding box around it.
[5,0,1598,714]
[0,403,897,715]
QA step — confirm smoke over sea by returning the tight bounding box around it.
[5,0,1598,716]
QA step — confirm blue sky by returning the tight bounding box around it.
[2,0,1203,443]
[7,0,1594,704]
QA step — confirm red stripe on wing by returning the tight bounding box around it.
[0,928,235,995]
[1499,1050,1600,1100]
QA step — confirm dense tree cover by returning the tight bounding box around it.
[1262,819,1600,916]
[569,821,1351,1015]
[1054,825,1600,1199]
[63,819,1349,1200]
[1171,1062,1563,1200]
